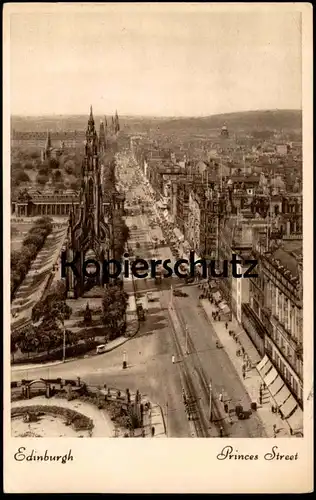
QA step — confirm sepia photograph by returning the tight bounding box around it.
[3,1,313,494]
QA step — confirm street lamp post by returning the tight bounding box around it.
[62,325,66,363]
[209,382,212,422]
[185,326,188,355]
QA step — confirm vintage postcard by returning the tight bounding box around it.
[3,2,313,493]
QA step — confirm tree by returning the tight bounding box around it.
[24,162,34,170]
[50,157,60,170]
[11,337,18,362]
[36,174,49,185]
[52,169,63,183]
[31,292,72,355]
[64,159,76,175]
[32,292,72,326]
[14,170,30,183]
[55,182,66,191]
[11,217,53,299]
[50,279,67,299]
[38,165,49,176]
[22,234,44,249]
[102,286,128,340]
[70,180,80,191]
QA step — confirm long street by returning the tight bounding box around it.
[119,152,266,437]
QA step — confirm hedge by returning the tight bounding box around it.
[11,340,99,365]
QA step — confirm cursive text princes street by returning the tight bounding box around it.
[217,445,299,461]
[14,447,74,464]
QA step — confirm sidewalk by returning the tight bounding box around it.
[201,299,291,438]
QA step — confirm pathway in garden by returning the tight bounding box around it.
[11,396,114,437]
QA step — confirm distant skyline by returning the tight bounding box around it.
[8,4,302,117]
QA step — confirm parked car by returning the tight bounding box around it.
[173,289,188,298]
[96,344,107,354]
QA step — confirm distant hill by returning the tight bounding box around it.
[11,109,302,134]
[155,110,302,133]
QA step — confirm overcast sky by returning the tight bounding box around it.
[9,4,302,117]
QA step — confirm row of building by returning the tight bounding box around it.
[132,135,303,408]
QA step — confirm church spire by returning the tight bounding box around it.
[88,105,94,126]
[99,119,106,152]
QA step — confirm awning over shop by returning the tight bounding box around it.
[264,366,278,387]
[268,376,284,397]
[274,385,292,408]
[257,355,273,379]
[256,355,303,425]
[280,395,298,419]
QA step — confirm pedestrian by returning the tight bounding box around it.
[225,322,228,330]
[219,392,223,402]
[242,371,246,380]
[219,426,224,437]
[151,426,155,437]
[172,355,175,364]
[224,403,228,413]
